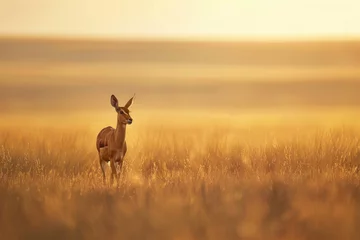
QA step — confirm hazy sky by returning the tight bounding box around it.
[0,0,359,39]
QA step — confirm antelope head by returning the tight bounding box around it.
[110,94,134,125]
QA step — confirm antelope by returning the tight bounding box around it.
[96,94,134,185]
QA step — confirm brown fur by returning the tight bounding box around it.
[96,94,134,185]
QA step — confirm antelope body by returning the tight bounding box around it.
[96,94,134,184]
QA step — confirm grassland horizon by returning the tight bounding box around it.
[2,37,360,115]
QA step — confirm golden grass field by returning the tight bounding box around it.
[2,112,360,240]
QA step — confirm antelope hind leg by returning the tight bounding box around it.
[99,147,110,184]
[100,160,107,184]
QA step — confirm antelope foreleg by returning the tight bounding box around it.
[109,159,117,186]
[117,161,123,182]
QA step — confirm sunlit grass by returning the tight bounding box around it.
[1,116,360,240]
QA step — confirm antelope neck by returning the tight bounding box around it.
[114,121,126,145]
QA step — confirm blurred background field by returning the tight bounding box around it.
[1,38,360,114]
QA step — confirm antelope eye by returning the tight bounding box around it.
[119,110,124,114]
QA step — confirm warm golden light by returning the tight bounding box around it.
[2,1,360,239]
[0,0,359,39]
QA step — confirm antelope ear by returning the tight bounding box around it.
[124,94,135,108]
[110,95,118,108]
